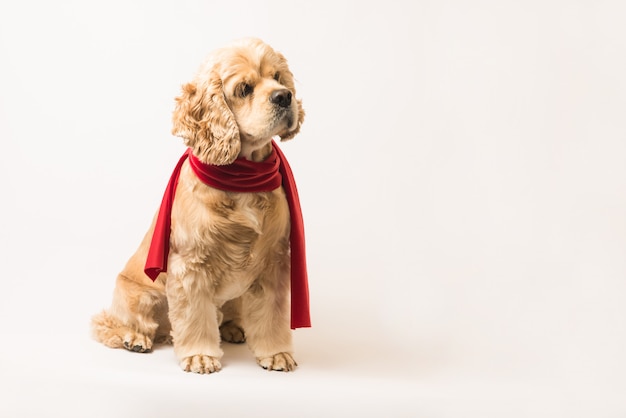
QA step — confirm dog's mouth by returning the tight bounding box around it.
[247,108,294,139]
[284,114,295,131]
[274,106,297,133]
[237,103,297,153]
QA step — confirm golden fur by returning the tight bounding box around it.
[91,38,305,374]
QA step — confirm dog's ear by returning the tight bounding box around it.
[171,71,241,165]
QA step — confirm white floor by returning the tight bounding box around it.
[3,326,624,418]
[2,249,625,417]
[3,321,626,418]
[2,1,626,417]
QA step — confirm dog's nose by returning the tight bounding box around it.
[270,89,292,108]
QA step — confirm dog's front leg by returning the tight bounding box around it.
[241,268,297,371]
[166,269,223,374]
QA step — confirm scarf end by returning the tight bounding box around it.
[144,267,162,282]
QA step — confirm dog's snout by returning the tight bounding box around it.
[270,89,292,108]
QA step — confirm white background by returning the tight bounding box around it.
[1,0,625,417]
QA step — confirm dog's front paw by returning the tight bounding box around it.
[257,352,297,372]
[181,355,222,374]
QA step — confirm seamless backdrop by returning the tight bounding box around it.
[1,1,626,417]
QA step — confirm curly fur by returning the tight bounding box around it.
[91,38,305,374]
[172,75,241,165]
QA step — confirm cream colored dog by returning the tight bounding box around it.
[91,38,305,374]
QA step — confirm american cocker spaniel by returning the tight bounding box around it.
[91,38,310,374]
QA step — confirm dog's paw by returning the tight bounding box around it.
[219,321,246,344]
[257,352,297,372]
[181,355,222,374]
[122,332,152,353]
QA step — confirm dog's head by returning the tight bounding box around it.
[172,38,305,165]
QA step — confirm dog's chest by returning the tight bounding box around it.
[170,186,289,290]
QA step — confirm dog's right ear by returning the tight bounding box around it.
[171,72,241,165]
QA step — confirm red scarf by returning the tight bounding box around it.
[144,141,311,329]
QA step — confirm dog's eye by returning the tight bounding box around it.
[238,83,253,98]
[273,73,280,82]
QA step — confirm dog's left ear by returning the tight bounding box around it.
[171,71,241,165]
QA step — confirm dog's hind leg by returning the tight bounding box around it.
[91,272,168,353]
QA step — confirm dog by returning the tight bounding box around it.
[91,38,309,374]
